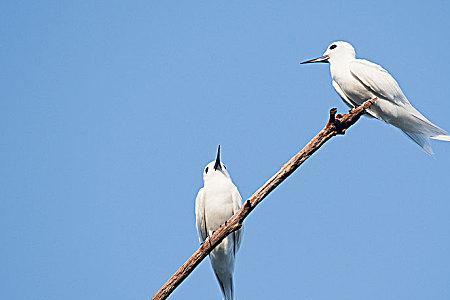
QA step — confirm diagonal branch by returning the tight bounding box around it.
[152,99,376,300]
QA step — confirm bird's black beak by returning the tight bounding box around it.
[300,55,329,64]
[214,145,222,171]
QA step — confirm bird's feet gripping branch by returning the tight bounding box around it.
[327,98,377,135]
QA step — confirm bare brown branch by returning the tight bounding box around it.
[152,99,376,300]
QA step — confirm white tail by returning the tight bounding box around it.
[402,131,434,155]
[213,271,234,300]
[397,106,449,154]
[431,134,450,142]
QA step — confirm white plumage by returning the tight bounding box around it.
[302,41,450,154]
[195,146,243,300]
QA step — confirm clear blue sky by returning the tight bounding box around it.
[1,1,450,299]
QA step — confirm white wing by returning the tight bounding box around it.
[195,188,207,243]
[231,187,243,254]
[349,59,410,106]
[350,59,442,125]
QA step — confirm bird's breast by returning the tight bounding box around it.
[332,66,375,105]
[203,188,235,231]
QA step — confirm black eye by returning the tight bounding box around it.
[205,167,209,174]
[330,44,337,50]
[223,165,227,169]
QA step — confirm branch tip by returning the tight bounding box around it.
[329,108,337,122]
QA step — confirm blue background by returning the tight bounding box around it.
[1,1,449,299]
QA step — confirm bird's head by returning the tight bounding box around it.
[203,145,231,182]
[301,41,356,65]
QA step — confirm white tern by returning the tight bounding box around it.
[195,146,243,300]
[301,41,450,154]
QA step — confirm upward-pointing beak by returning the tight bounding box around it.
[214,145,222,171]
[300,55,329,64]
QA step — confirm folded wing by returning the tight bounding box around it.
[349,59,409,106]
[231,188,243,255]
[195,188,207,243]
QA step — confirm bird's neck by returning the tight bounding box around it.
[204,176,233,188]
[329,58,353,79]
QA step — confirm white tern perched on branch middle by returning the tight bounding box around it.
[195,145,243,300]
[301,41,450,154]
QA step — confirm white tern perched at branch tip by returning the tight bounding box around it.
[195,145,243,300]
[301,41,450,154]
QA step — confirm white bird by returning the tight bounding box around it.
[301,41,450,154]
[195,146,243,300]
